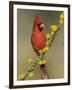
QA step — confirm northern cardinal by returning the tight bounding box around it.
[31,16,48,79]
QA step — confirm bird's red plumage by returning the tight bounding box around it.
[31,16,48,79]
[31,16,46,54]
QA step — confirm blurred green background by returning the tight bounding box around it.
[17,9,64,80]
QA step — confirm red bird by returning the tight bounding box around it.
[31,16,46,55]
[31,16,48,79]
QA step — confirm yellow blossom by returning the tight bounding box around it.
[51,25,58,32]
[29,72,33,77]
[28,58,33,64]
[18,73,25,80]
[46,33,51,39]
[32,66,34,70]
[39,50,42,54]
[38,59,46,65]
[51,31,54,36]
[59,19,64,25]
[60,13,64,20]
[42,46,49,53]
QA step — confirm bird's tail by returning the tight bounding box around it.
[40,64,48,79]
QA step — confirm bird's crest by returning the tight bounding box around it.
[34,16,40,24]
